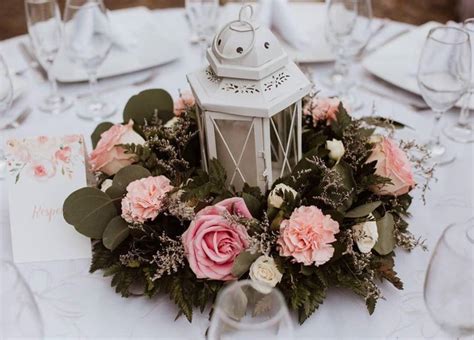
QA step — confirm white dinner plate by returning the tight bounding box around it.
[362,21,474,109]
[50,7,181,83]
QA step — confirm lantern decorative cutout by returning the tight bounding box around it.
[187,5,311,191]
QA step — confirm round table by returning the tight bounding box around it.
[1,4,473,339]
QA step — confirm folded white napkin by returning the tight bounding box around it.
[70,6,137,52]
[257,0,310,50]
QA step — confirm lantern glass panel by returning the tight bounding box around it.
[270,103,299,179]
[213,118,258,189]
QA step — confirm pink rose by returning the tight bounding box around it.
[55,146,71,163]
[303,97,345,126]
[174,90,195,116]
[366,137,416,196]
[89,120,145,176]
[182,198,251,281]
[278,206,339,266]
[121,176,174,224]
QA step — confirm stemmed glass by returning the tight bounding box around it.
[25,0,73,114]
[0,55,14,179]
[63,0,116,121]
[417,26,471,165]
[444,18,474,144]
[424,218,474,337]
[0,260,44,338]
[185,0,219,63]
[324,0,372,110]
[208,280,294,340]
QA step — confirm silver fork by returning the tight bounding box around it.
[6,107,32,129]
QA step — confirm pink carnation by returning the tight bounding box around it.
[366,137,416,196]
[121,176,173,224]
[278,206,339,266]
[89,120,145,176]
[174,90,195,116]
[182,198,251,281]
[303,97,344,126]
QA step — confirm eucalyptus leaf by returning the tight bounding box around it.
[91,122,114,148]
[374,213,396,255]
[111,165,151,197]
[241,192,261,218]
[231,251,260,277]
[103,216,130,251]
[345,201,382,218]
[63,187,118,239]
[123,89,174,126]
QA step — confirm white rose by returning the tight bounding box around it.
[164,117,180,128]
[268,183,297,209]
[352,220,379,253]
[249,255,283,294]
[100,179,113,192]
[326,139,345,162]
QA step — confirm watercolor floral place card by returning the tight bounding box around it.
[6,135,92,263]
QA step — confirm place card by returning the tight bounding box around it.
[6,135,91,263]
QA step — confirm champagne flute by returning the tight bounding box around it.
[417,26,471,165]
[25,0,73,114]
[444,18,474,144]
[324,0,372,110]
[208,280,294,340]
[424,218,474,336]
[185,0,219,63]
[63,0,116,121]
[0,55,14,179]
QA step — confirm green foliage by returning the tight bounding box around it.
[345,201,381,218]
[372,254,403,290]
[231,251,260,277]
[360,116,406,130]
[182,159,230,202]
[374,213,396,255]
[68,92,421,326]
[108,165,152,199]
[123,89,174,127]
[63,187,118,239]
[278,263,327,324]
[90,241,116,273]
[103,216,130,251]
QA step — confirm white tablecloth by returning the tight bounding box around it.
[1,5,473,339]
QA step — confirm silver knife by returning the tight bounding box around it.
[18,42,48,81]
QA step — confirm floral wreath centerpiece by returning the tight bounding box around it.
[63,6,432,325]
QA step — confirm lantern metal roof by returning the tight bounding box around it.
[187,5,312,118]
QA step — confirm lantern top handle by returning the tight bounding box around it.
[212,4,256,60]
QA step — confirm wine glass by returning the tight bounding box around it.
[0,54,14,179]
[208,280,294,340]
[185,0,219,63]
[444,18,474,144]
[417,26,471,165]
[324,0,372,110]
[424,218,474,336]
[0,260,44,338]
[25,0,73,114]
[63,0,116,121]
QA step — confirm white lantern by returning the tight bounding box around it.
[187,5,311,191]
